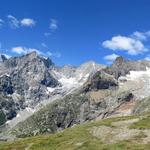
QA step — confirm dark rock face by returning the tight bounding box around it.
[0,94,20,124]
[0,110,6,126]
[41,71,60,87]
[0,55,7,62]
[82,71,118,92]
[0,75,13,94]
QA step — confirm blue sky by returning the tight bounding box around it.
[0,0,150,66]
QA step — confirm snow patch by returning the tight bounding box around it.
[0,73,10,78]
[25,107,35,113]
[16,113,20,118]
[47,87,56,93]
[121,67,150,81]
[58,77,79,88]
[118,67,150,99]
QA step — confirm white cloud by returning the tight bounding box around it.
[11,46,42,55]
[104,53,119,62]
[132,31,150,41]
[7,15,36,29]
[102,35,148,55]
[11,47,26,54]
[7,15,19,29]
[49,19,58,31]
[21,18,36,27]
[132,31,147,41]
[11,46,61,58]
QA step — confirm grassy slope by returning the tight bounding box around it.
[0,115,150,150]
[132,97,150,114]
[129,115,150,129]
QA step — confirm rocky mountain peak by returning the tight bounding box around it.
[0,54,8,62]
[25,51,38,59]
[113,56,126,66]
[2,51,54,70]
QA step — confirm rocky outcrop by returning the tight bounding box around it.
[82,71,118,92]
[0,94,21,124]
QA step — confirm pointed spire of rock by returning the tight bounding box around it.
[113,56,125,66]
[0,54,7,62]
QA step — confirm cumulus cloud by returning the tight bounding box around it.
[49,19,58,31]
[20,18,36,27]
[11,46,42,55]
[7,15,19,29]
[102,35,148,55]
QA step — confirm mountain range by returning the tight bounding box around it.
[0,52,150,147]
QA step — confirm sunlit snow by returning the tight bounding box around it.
[125,67,150,80]
[119,67,150,99]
